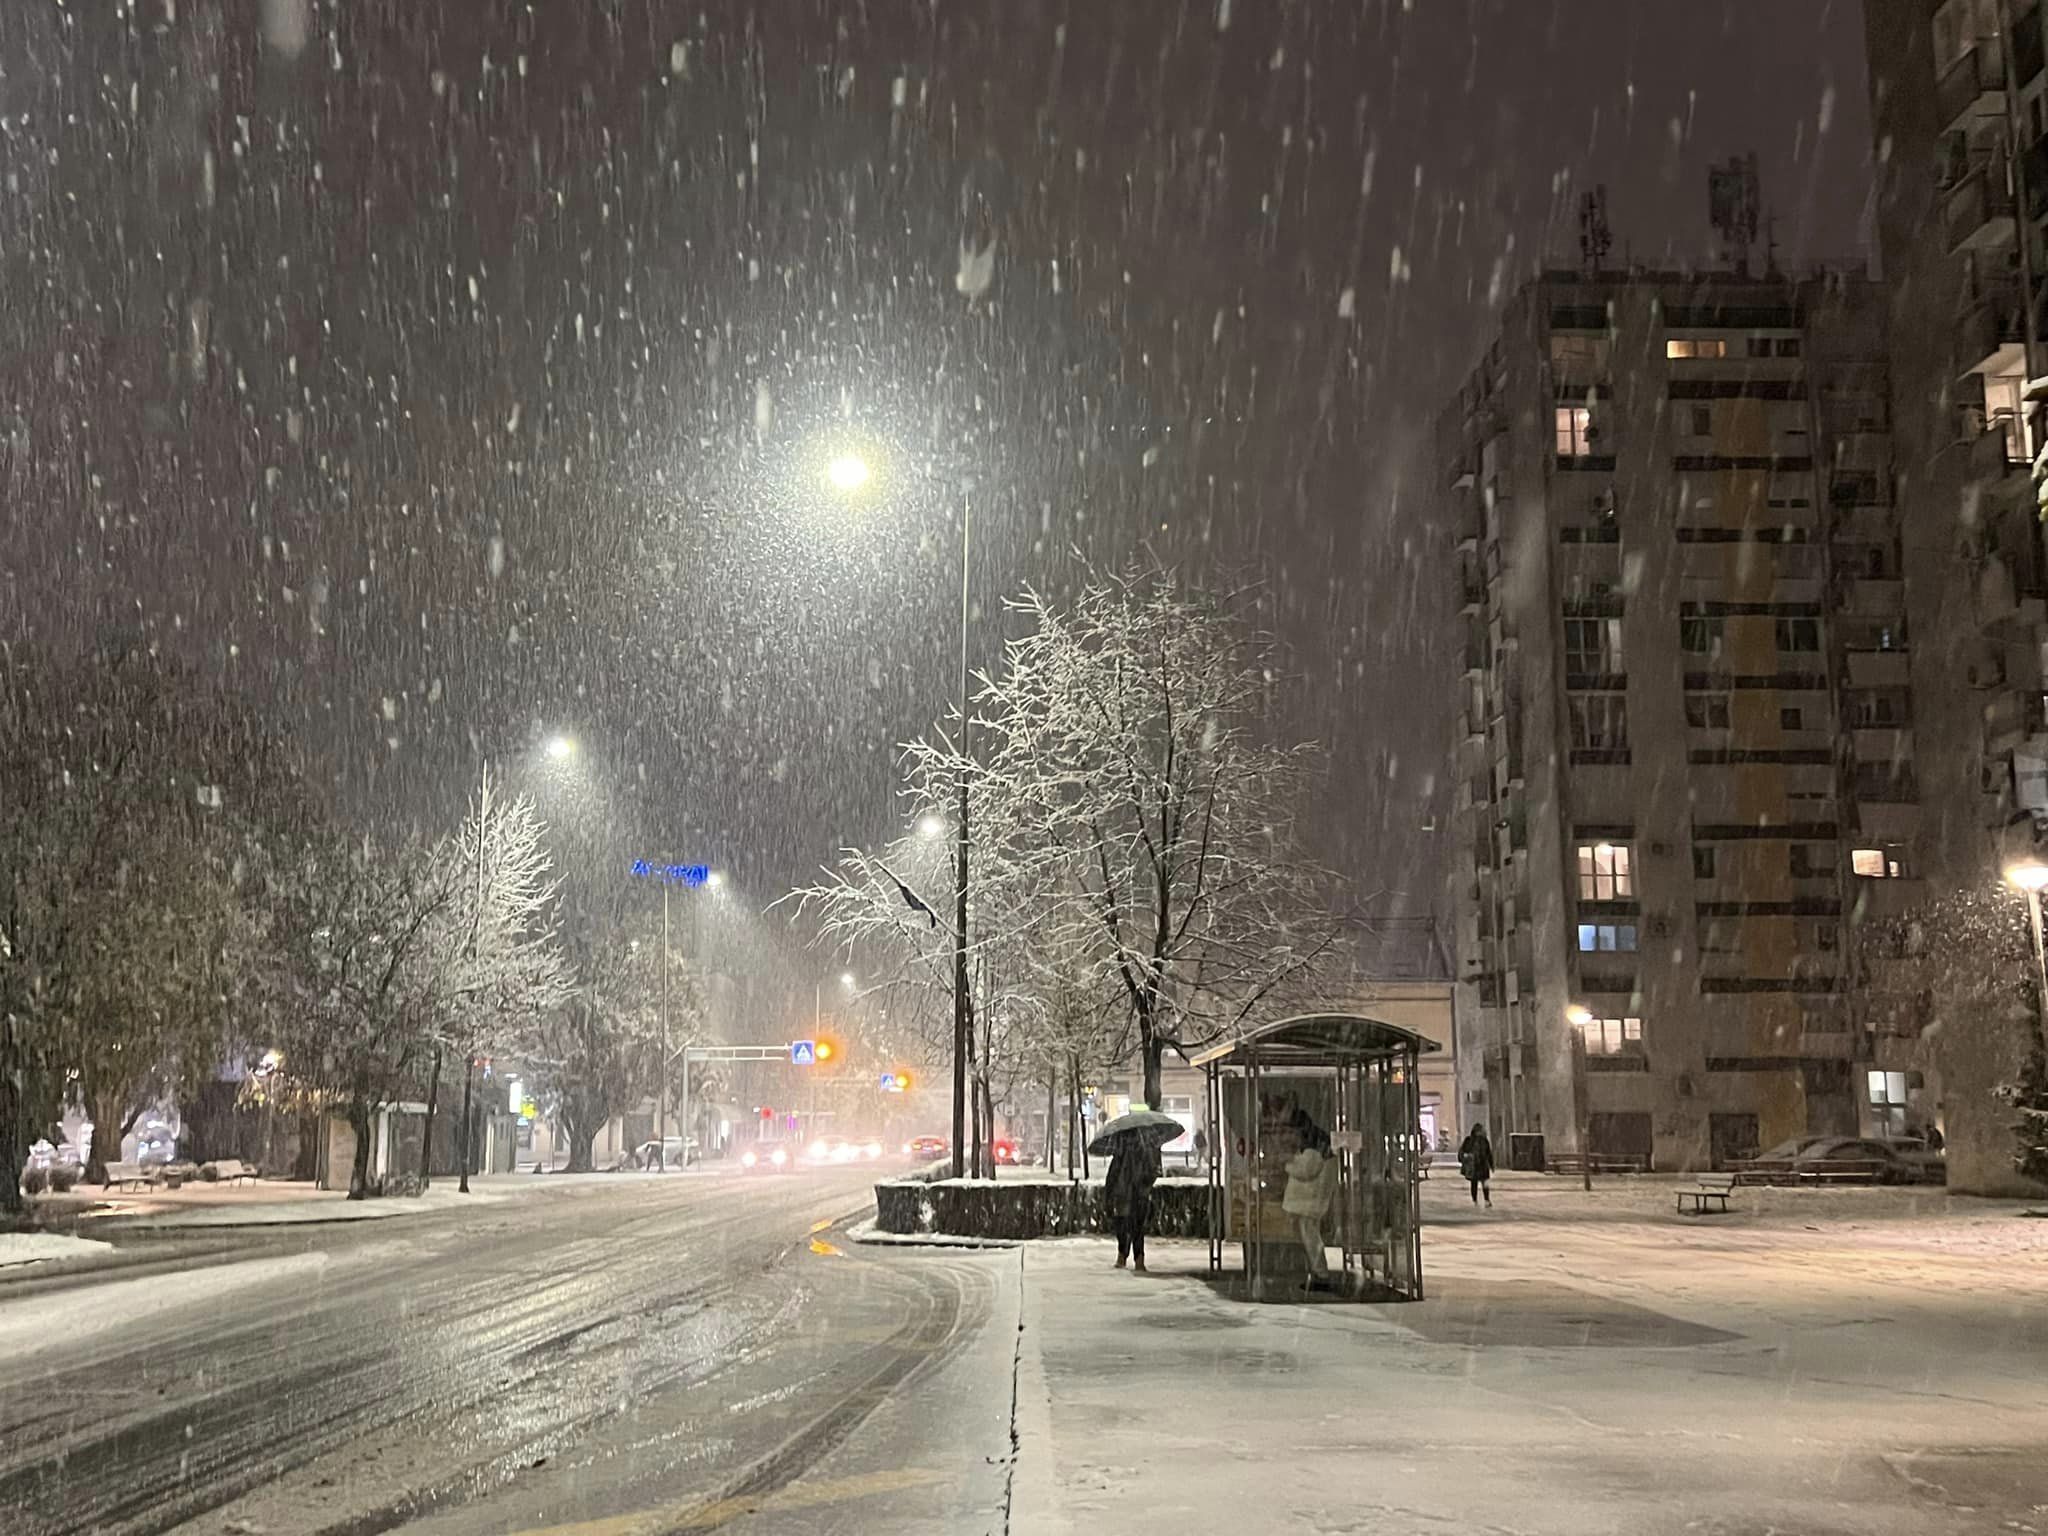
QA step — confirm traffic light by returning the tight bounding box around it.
[893,1070,911,1092]
[816,1039,835,1062]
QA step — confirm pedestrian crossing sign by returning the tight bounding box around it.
[790,1040,817,1066]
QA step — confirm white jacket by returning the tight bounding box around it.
[1282,1147,1337,1218]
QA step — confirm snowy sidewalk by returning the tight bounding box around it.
[1008,1183,2048,1536]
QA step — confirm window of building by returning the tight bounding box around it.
[1851,846,1908,878]
[1746,336,1773,358]
[1568,694,1630,751]
[1690,404,1712,437]
[1549,334,1612,372]
[1576,1015,1644,1055]
[1780,706,1803,730]
[1666,338,1728,359]
[1867,1068,1911,1137]
[1774,336,1802,358]
[1577,842,1634,900]
[1555,405,1596,458]
[1684,694,1731,729]
[1775,617,1822,652]
[1576,922,1639,953]
[1789,843,1835,879]
[1563,616,1623,675]
[1693,846,1716,879]
[1680,614,1725,656]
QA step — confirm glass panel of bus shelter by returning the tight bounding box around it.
[1221,1071,1336,1284]
[1379,1057,1422,1298]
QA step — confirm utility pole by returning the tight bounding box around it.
[457,763,492,1195]
[657,878,670,1169]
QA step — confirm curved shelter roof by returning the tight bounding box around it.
[1189,1011,1441,1070]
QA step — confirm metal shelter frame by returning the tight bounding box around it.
[1193,1013,1436,1301]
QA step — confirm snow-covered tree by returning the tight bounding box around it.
[416,773,572,1189]
[517,914,703,1173]
[969,570,1344,1107]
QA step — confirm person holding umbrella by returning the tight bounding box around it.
[1090,1109,1180,1273]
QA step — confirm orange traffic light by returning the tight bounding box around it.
[816,1038,837,1063]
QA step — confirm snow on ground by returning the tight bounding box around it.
[75,1168,640,1229]
[0,1251,331,1364]
[1010,1171,2048,1536]
[846,1217,1018,1248]
[0,1232,114,1269]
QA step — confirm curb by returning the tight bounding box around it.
[846,1219,1020,1251]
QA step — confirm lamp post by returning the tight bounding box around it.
[823,451,972,1179]
[2005,860,2048,1055]
[1564,1005,1594,1191]
[629,860,717,1169]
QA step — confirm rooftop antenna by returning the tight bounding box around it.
[1708,151,1762,275]
[1578,186,1613,274]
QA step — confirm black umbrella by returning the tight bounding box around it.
[1087,1109,1185,1157]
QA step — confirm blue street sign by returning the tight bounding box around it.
[630,859,711,887]
[878,1072,898,1092]
[790,1040,817,1066]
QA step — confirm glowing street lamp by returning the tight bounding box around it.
[2006,861,2048,1045]
[917,813,946,839]
[826,453,872,492]
[543,734,578,761]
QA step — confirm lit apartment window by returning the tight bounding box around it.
[1555,405,1595,457]
[1867,1069,1911,1137]
[1851,846,1908,878]
[1666,338,1728,359]
[1577,1015,1644,1055]
[1985,370,2028,464]
[1576,922,1639,952]
[1563,616,1623,674]
[1577,842,1633,899]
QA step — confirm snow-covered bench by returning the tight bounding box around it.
[1677,1172,1737,1215]
[206,1159,259,1185]
[102,1161,153,1191]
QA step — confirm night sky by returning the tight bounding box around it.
[0,1,1870,974]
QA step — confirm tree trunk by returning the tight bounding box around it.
[0,1078,26,1216]
[83,1087,126,1185]
[1068,1055,1082,1181]
[1046,1069,1057,1174]
[457,1057,475,1193]
[1142,1033,1165,1113]
[347,1095,374,1200]
[563,1110,596,1174]
[419,1044,443,1189]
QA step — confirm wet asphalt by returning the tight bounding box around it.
[0,1166,1000,1536]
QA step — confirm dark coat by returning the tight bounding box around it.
[1104,1145,1158,1215]
[1459,1129,1495,1181]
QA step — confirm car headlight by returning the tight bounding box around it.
[864,1142,882,1159]
[740,1150,757,1168]
[769,1147,788,1167]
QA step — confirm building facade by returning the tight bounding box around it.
[1442,266,1961,1175]
[1860,1,2048,1195]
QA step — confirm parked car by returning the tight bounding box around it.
[1735,1134,1944,1185]
[904,1135,948,1160]
[630,1135,698,1170]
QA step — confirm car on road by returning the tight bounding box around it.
[992,1138,1020,1165]
[904,1135,949,1160]
[737,1144,790,1172]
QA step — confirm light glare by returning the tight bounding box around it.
[826,454,872,491]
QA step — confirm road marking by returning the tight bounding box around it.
[502,1467,947,1536]
[809,1218,834,1233]
[809,1237,843,1256]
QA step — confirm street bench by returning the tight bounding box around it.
[206,1159,259,1185]
[1678,1172,1737,1214]
[1548,1152,1649,1176]
[102,1161,153,1190]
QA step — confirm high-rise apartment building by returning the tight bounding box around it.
[1444,268,1939,1177]
[1860,1,2048,1194]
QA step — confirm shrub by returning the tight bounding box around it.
[48,1166,79,1193]
[199,1163,221,1182]
[20,1166,49,1195]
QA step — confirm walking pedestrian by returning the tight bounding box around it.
[1105,1140,1158,1272]
[1459,1123,1494,1207]
[1283,1126,1338,1287]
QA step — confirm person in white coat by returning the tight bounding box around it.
[1282,1126,1338,1285]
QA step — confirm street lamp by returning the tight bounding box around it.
[628,860,720,1169]
[2006,860,2048,1050]
[825,450,975,1179]
[917,813,946,839]
[543,734,578,761]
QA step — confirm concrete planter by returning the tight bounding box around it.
[873,1175,1211,1240]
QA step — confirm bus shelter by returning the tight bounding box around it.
[1193,1013,1435,1301]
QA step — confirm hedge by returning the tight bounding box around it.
[873,1175,1212,1240]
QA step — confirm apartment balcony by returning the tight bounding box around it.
[1937,43,2007,135]
[1845,650,1910,689]
[1958,289,2027,379]
[1857,799,1921,843]
[1974,552,2048,634]
[1851,726,1914,765]
[1840,576,1906,618]
[1829,428,1890,476]
[1943,162,2017,255]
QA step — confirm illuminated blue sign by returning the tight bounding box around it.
[878,1072,898,1092]
[630,859,710,887]
[790,1040,817,1066]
